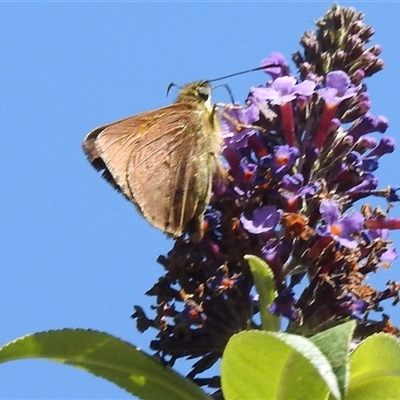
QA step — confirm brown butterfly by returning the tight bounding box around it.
[82,81,223,241]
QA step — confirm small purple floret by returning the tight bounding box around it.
[241,205,282,234]
[317,200,364,249]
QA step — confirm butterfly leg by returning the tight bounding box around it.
[216,102,268,133]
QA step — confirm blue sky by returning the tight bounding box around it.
[2,2,400,398]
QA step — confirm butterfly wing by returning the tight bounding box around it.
[83,102,220,237]
[83,105,185,201]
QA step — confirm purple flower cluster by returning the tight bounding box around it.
[132,4,400,391]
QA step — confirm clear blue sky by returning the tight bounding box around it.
[2,2,400,398]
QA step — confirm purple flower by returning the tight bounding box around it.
[347,151,363,168]
[259,145,300,175]
[233,157,258,187]
[352,69,366,84]
[369,137,396,158]
[260,52,290,80]
[319,70,359,105]
[357,92,371,113]
[241,205,282,234]
[354,136,378,153]
[222,129,255,175]
[250,76,315,106]
[223,129,253,150]
[348,113,389,141]
[381,247,398,262]
[375,115,389,133]
[346,173,379,196]
[281,173,317,204]
[203,210,222,231]
[269,288,298,320]
[282,173,304,192]
[178,306,204,325]
[221,104,259,140]
[387,187,400,202]
[340,295,369,320]
[273,145,299,173]
[317,200,364,249]
[367,228,398,262]
[347,151,379,173]
[206,266,241,292]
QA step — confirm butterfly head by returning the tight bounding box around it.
[175,81,212,109]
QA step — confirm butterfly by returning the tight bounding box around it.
[82,81,223,241]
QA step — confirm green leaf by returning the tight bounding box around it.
[244,254,279,331]
[221,330,341,400]
[345,377,400,400]
[347,333,400,399]
[310,321,356,397]
[0,329,209,400]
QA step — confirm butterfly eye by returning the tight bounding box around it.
[197,85,210,101]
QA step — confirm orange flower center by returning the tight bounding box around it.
[243,169,253,182]
[188,309,199,319]
[276,155,289,166]
[330,223,342,236]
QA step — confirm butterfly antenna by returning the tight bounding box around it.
[166,82,180,97]
[212,83,236,103]
[208,63,277,83]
